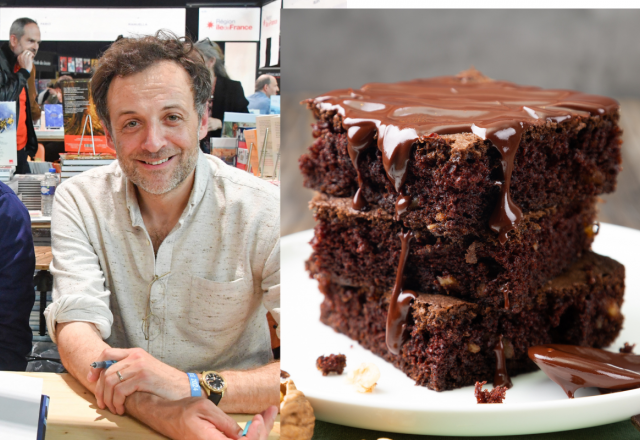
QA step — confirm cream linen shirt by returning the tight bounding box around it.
[44,152,280,371]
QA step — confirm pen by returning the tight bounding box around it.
[90,360,118,369]
[241,420,251,437]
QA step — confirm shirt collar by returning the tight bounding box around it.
[124,150,210,228]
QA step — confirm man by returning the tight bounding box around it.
[0,17,41,174]
[44,32,279,439]
[247,75,279,115]
[0,181,35,371]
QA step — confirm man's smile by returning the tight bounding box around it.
[136,154,177,169]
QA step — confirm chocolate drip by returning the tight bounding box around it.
[386,230,416,355]
[494,335,513,389]
[529,344,640,398]
[394,191,410,221]
[486,124,525,244]
[313,71,618,241]
[346,122,377,211]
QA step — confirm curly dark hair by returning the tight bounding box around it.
[91,30,212,133]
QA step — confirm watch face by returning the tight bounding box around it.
[205,372,225,392]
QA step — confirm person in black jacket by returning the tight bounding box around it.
[0,17,41,174]
[194,39,249,153]
[0,181,35,371]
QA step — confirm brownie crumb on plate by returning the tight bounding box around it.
[316,354,347,376]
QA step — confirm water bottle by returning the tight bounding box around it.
[41,168,58,216]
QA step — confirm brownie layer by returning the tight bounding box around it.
[299,112,621,239]
[316,252,625,391]
[308,194,597,312]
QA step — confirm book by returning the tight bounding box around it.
[44,104,63,128]
[59,56,67,72]
[36,395,50,440]
[222,112,256,138]
[242,129,261,177]
[75,57,83,73]
[59,153,115,166]
[210,137,237,166]
[0,102,17,167]
[62,79,113,154]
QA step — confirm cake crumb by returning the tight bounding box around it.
[316,354,347,376]
[474,381,507,403]
[620,343,636,354]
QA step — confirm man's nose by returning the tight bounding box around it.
[141,122,167,152]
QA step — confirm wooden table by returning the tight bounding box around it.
[11,372,279,439]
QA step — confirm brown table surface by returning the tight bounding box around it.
[34,245,53,271]
[282,94,640,236]
[11,372,279,439]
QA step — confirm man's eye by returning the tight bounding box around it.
[167,115,180,122]
[125,121,138,128]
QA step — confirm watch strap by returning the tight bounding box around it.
[207,390,223,406]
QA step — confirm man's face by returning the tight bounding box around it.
[105,61,207,195]
[264,77,279,97]
[10,23,41,56]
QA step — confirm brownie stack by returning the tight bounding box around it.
[299,69,625,391]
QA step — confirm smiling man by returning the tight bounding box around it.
[43,32,279,440]
[0,17,41,173]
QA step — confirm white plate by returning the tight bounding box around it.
[281,223,640,436]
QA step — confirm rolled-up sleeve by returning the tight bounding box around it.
[44,185,113,343]
[261,218,280,337]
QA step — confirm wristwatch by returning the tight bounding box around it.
[200,371,227,405]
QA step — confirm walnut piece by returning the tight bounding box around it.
[346,362,380,393]
[280,379,315,440]
[316,354,347,376]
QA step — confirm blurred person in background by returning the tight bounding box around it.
[0,17,41,174]
[194,39,248,153]
[247,75,279,115]
[0,180,35,371]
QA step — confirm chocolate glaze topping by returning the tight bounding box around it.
[386,230,416,355]
[313,69,618,243]
[529,344,640,398]
[494,335,513,389]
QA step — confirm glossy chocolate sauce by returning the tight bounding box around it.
[386,230,416,355]
[313,69,618,243]
[529,344,640,398]
[494,335,513,389]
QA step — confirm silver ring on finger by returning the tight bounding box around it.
[116,370,124,382]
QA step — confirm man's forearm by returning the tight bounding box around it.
[56,321,110,393]
[218,361,280,414]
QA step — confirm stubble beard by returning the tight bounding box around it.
[117,143,199,195]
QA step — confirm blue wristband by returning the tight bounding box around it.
[187,373,202,397]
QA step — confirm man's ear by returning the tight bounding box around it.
[198,111,209,140]
[9,34,18,51]
[104,122,116,150]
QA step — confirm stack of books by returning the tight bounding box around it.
[11,175,45,210]
[60,153,116,182]
[0,166,14,183]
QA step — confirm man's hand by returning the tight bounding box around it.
[161,398,277,440]
[87,347,191,415]
[17,50,35,73]
[207,118,222,132]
